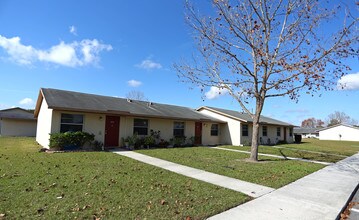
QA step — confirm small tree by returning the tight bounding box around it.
[175,0,358,161]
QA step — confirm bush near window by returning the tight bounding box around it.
[49,131,95,150]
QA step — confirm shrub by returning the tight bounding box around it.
[49,131,95,150]
[158,139,169,148]
[170,136,186,147]
[92,140,104,151]
[276,140,288,145]
[242,140,251,146]
[144,136,156,147]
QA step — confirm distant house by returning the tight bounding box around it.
[198,107,294,146]
[293,127,319,138]
[318,124,359,142]
[34,88,294,148]
[0,107,37,136]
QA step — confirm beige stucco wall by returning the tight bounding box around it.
[38,108,223,148]
[36,100,53,148]
[118,116,219,146]
[198,109,241,145]
[201,122,221,145]
[198,109,294,145]
[0,119,37,136]
[319,125,359,141]
[51,111,106,143]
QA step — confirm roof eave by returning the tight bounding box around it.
[197,106,248,122]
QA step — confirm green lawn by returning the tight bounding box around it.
[276,138,359,156]
[220,145,345,163]
[137,147,324,189]
[0,137,249,219]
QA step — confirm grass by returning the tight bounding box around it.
[220,145,345,163]
[0,137,249,219]
[275,138,359,156]
[137,147,324,189]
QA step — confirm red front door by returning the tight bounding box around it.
[194,122,202,145]
[104,116,120,148]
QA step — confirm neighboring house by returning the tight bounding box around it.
[0,107,37,136]
[293,127,319,138]
[318,124,359,141]
[197,107,294,146]
[34,88,295,148]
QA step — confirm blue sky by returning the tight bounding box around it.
[0,0,358,126]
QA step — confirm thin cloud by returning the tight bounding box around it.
[136,59,162,70]
[69,25,77,36]
[127,79,142,87]
[205,86,228,100]
[19,98,34,106]
[285,108,310,114]
[0,35,112,67]
[337,72,359,90]
[0,103,10,110]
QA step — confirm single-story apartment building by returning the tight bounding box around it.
[293,127,319,138]
[34,88,294,148]
[198,106,294,146]
[0,107,37,136]
[318,124,359,141]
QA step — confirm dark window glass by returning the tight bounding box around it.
[289,128,293,137]
[277,127,281,136]
[134,119,148,135]
[60,114,83,133]
[242,124,248,136]
[173,122,185,137]
[263,126,268,136]
[211,124,219,136]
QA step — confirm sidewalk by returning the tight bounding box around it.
[213,147,332,165]
[209,152,359,220]
[111,150,274,197]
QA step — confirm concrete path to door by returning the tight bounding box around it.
[208,152,359,220]
[111,150,274,198]
[212,146,333,165]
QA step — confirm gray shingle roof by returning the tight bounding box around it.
[0,107,35,120]
[201,106,293,126]
[40,88,223,122]
[293,127,319,134]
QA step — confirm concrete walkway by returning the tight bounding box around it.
[111,150,274,197]
[213,147,333,165]
[209,153,359,220]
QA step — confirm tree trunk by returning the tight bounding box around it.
[249,98,264,161]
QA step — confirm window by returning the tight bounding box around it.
[289,128,293,137]
[134,119,148,135]
[60,113,83,133]
[242,124,248,136]
[210,124,219,136]
[173,122,185,137]
[277,127,281,136]
[262,126,268,136]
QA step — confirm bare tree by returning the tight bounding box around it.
[327,111,358,127]
[175,0,358,161]
[301,117,324,128]
[125,90,148,101]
